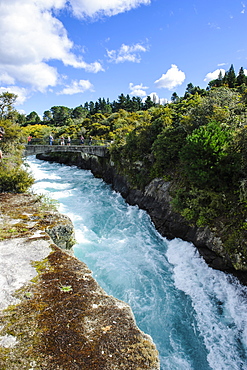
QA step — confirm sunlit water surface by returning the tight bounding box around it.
[27,156,247,370]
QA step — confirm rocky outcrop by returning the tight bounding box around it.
[36,151,247,284]
[0,193,160,369]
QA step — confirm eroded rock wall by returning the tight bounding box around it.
[36,151,247,284]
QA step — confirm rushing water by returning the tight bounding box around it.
[27,156,247,370]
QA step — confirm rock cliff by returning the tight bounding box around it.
[36,151,247,284]
[0,193,160,369]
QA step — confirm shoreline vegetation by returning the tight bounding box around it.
[0,64,247,275]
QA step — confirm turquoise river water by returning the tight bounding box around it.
[27,156,247,370]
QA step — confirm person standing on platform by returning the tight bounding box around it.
[0,126,5,159]
[49,134,53,145]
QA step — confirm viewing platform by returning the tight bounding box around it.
[24,144,109,158]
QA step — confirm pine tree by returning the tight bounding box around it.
[236,67,247,86]
[225,64,236,88]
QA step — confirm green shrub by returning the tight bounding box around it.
[179,121,240,191]
[0,165,34,193]
[151,125,187,177]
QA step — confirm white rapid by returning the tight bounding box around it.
[27,156,247,370]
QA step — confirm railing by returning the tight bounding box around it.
[24,143,110,158]
[27,138,112,146]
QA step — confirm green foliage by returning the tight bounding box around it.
[22,124,51,142]
[0,119,34,193]
[151,126,187,177]
[0,92,18,119]
[10,70,246,266]
[181,87,241,131]
[171,185,233,226]
[179,121,240,190]
[0,164,34,193]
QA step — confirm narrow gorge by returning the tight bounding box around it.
[36,150,247,285]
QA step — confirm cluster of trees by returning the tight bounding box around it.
[21,94,157,129]
[0,92,34,192]
[108,79,247,262]
[1,64,247,263]
[208,65,247,89]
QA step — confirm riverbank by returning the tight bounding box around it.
[0,193,160,369]
[36,151,247,285]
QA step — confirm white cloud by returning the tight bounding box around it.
[69,0,151,18]
[149,92,167,105]
[0,72,15,85]
[0,0,150,103]
[0,86,29,105]
[142,92,168,105]
[0,0,103,94]
[107,43,148,63]
[204,68,225,82]
[129,82,148,96]
[241,2,245,13]
[154,65,186,90]
[57,79,94,95]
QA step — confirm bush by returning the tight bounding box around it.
[0,119,34,193]
[0,165,34,193]
[179,121,240,191]
[151,125,187,177]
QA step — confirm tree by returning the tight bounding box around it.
[183,87,240,130]
[43,110,52,123]
[236,67,247,86]
[50,106,72,126]
[26,111,41,125]
[0,92,18,119]
[17,113,27,126]
[116,93,127,110]
[224,64,236,88]
[89,101,95,114]
[184,83,207,97]
[94,101,100,113]
[143,96,155,110]
[179,121,239,190]
[130,96,142,112]
[208,71,224,89]
[171,92,180,103]
[152,125,187,176]
[184,83,194,98]
[71,106,88,120]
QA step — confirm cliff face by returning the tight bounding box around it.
[0,193,160,369]
[36,151,247,284]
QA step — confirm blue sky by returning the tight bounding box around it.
[0,0,246,117]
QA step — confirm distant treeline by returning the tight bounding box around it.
[14,64,247,128]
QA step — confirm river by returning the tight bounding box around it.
[27,155,247,370]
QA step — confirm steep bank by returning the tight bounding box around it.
[0,193,160,369]
[36,151,247,284]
